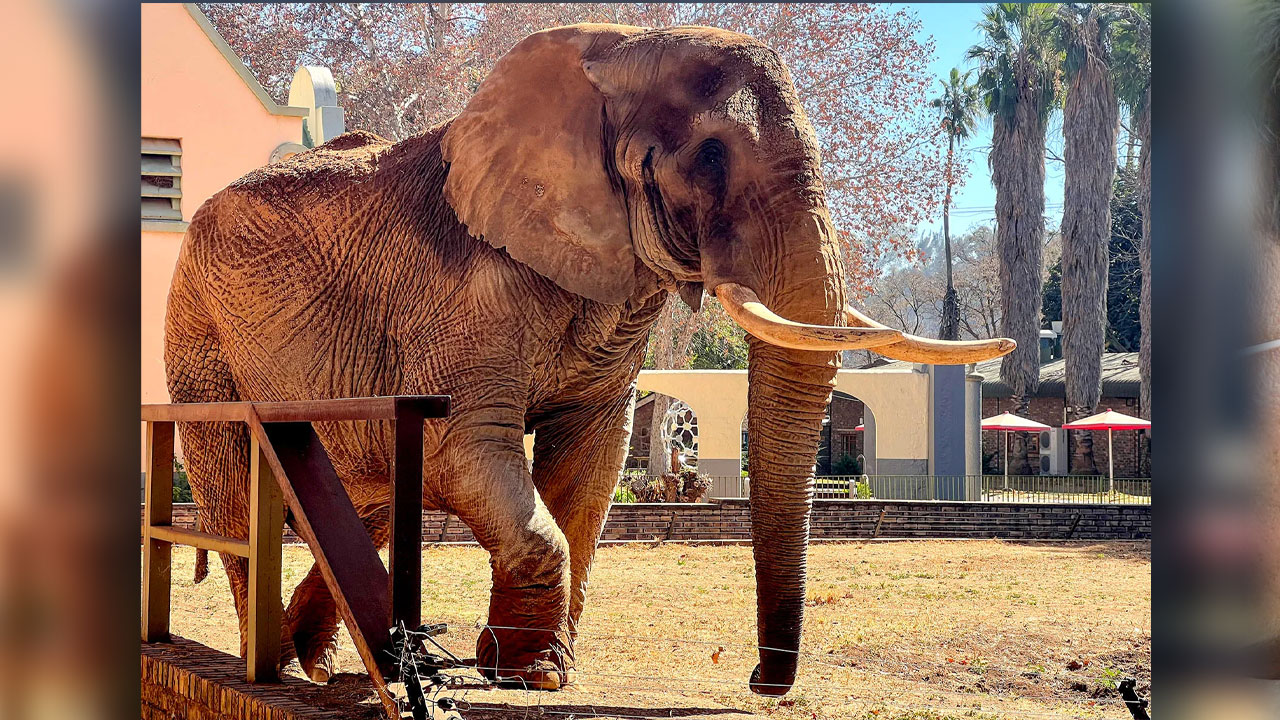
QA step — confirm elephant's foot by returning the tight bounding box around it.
[476,626,572,690]
[295,632,339,684]
[305,649,336,684]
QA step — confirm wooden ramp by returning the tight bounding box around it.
[141,396,449,719]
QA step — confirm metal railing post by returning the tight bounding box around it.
[389,401,425,632]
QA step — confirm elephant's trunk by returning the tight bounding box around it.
[744,339,836,694]
[734,211,844,696]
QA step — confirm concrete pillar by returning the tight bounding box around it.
[863,412,877,475]
[683,400,745,488]
[929,364,968,499]
[965,371,983,477]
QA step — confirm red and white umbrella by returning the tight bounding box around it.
[1063,408,1150,493]
[854,424,864,432]
[981,412,1052,481]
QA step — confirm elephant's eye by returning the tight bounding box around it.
[695,139,727,171]
[690,139,728,200]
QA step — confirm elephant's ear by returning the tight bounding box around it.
[442,24,644,305]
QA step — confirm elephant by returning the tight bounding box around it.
[164,23,1013,696]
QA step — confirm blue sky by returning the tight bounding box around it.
[899,3,1065,239]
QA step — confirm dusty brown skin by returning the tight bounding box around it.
[166,24,1008,696]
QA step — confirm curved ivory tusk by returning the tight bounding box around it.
[714,283,904,351]
[844,305,1017,364]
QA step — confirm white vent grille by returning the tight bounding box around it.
[142,137,183,225]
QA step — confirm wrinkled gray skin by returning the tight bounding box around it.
[165,24,845,695]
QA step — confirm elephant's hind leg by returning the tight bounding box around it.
[171,405,256,659]
[166,291,261,667]
[282,506,391,683]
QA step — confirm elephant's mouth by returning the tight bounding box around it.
[713,282,1016,363]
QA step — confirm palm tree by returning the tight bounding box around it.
[1055,3,1125,474]
[1113,4,1151,427]
[930,68,982,341]
[968,3,1062,474]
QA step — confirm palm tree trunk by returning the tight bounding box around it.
[646,394,670,473]
[1061,24,1120,475]
[992,76,1048,475]
[1137,88,1152,476]
[1138,90,1151,425]
[940,135,961,341]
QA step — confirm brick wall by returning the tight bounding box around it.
[595,500,1149,541]
[827,395,866,471]
[151,499,1150,545]
[142,636,376,719]
[627,395,655,465]
[981,395,1151,477]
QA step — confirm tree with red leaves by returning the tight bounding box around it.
[201,2,944,293]
[200,3,946,464]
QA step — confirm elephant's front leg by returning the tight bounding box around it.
[531,396,636,667]
[442,426,572,690]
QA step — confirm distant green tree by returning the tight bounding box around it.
[1042,260,1062,327]
[1105,165,1142,352]
[688,322,748,369]
[831,454,863,476]
[1112,3,1151,419]
[1044,165,1142,353]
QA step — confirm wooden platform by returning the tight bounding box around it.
[142,636,385,720]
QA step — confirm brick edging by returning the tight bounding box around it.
[142,636,346,719]
[147,499,1150,546]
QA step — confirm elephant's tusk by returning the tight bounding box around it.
[714,283,904,351]
[844,305,1016,364]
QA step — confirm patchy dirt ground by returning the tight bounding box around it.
[161,540,1150,719]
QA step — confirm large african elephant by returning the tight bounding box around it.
[165,23,1012,695]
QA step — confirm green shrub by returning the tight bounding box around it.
[173,458,193,503]
[612,483,637,503]
[831,453,862,476]
[854,480,872,499]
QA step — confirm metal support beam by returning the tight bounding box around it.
[389,400,425,632]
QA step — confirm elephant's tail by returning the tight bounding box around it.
[194,548,209,583]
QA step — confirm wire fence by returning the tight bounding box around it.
[387,619,1137,720]
[619,472,1151,505]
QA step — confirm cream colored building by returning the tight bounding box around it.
[635,367,984,498]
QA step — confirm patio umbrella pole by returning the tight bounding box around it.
[1108,428,1114,496]
[1003,430,1009,489]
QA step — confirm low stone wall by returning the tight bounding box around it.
[150,499,1150,545]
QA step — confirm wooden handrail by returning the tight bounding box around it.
[141,395,449,423]
[140,394,447,718]
[147,525,250,558]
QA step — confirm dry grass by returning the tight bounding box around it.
[162,540,1149,719]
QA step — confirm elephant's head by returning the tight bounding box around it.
[442,24,1014,695]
